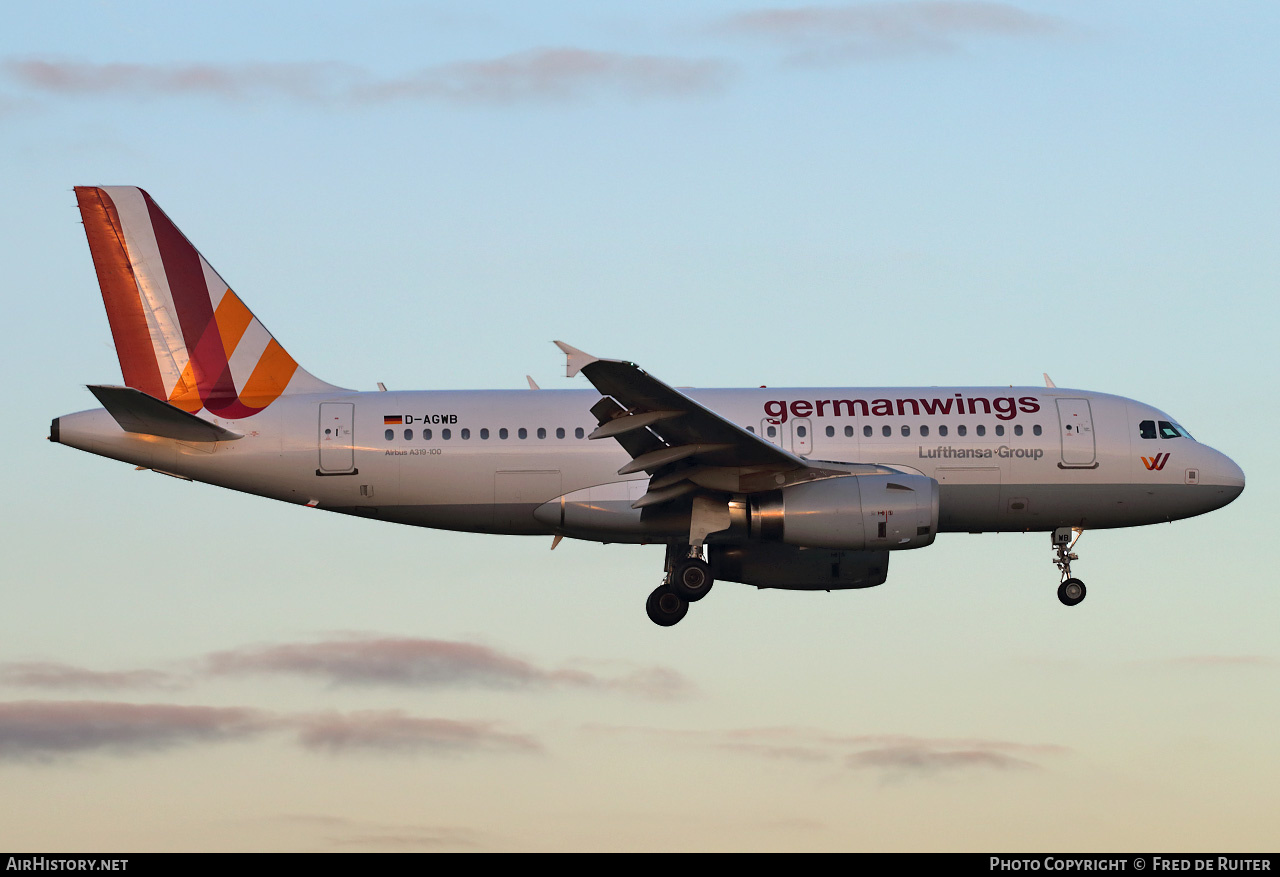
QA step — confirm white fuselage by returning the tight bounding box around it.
[54,385,1245,542]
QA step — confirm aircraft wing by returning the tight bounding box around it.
[555,342,849,508]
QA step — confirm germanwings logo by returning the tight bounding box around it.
[1141,454,1171,471]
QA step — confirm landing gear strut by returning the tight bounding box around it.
[1052,527,1086,607]
[645,543,715,626]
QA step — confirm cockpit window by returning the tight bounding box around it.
[1139,420,1157,439]
[1158,420,1182,439]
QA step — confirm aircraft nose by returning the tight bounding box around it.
[1205,448,1245,505]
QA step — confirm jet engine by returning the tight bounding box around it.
[748,473,939,551]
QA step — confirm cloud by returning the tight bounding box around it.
[276,815,483,850]
[0,662,179,691]
[291,710,540,755]
[586,724,1067,774]
[0,701,268,761]
[206,636,694,699]
[4,50,729,106]
[4,60,355,101]
[360,49,729,103]
[846,744,1036,772]
[714,1,1068,65]
[0,700,540,762]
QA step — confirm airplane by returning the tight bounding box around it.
[50,186,1246,626]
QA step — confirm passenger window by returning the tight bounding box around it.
[404,429,413,440]
[825,426,834,438]
[499,428,508,440]
[859,426,868,437]
[939,425,948,437]
[1014,425,1023,436]
[461,428,470,440]
[901,425,910,437]
[424,428,432,440]
[384,429,393,441]
[1158,421,1181,439]
[537,427,546,439]
[920,425,929,437]
[767,425,777,438]
[995,425,1004,437]
[976,425,986,437]
[556,427,565,439]
[1139,420,1157,439]
[575,427,585,439]
[882,425,891,437]
[1033,425,1042,436]
[518,428,527,439]
[480,428,489,440]
[958,425,967,437]
[796,425,807,438]
[747,426,755,434]
[442,428,451,440]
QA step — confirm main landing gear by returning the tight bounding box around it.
[646,543,715,627]
[1052,527,1087,607]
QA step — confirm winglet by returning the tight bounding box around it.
[554,341,598,378]
[1043,373,1057,388]
[526,375,540,390]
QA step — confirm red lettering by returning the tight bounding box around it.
[790,400,813,419]
[832,399,868,417]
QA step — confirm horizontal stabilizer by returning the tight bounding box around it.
[87,385,243,443]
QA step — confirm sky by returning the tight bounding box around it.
[1,0,1277,853]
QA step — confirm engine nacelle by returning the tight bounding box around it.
[710,543,889,590]
[749,473,939,550]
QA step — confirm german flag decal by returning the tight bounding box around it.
[384,415,403,425]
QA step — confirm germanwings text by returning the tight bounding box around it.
[764,395,1041,424]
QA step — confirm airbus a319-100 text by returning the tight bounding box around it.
[50,187,1246,626]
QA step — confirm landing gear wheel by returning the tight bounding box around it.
[646,586,688,627]
[670,558,714,602]
[1057,578,1086,607]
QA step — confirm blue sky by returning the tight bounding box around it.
[1,1,1276,851]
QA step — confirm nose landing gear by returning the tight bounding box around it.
[1052,527,1086,606]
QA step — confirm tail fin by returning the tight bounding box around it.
[74,186,341,419]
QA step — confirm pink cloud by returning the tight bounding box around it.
[585,724,1067,773]
[276,815,483,850]
[5,50,728,106]
[846,744,1037,772]
[292,710,540,755]
[0,661,178,690]
[206,636,694,698]
[0,700,268,760]
[4,60,353,101]
[361,48,729,103]
[716,2,1067,64]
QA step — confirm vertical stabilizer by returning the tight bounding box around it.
[75,186,341,419]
